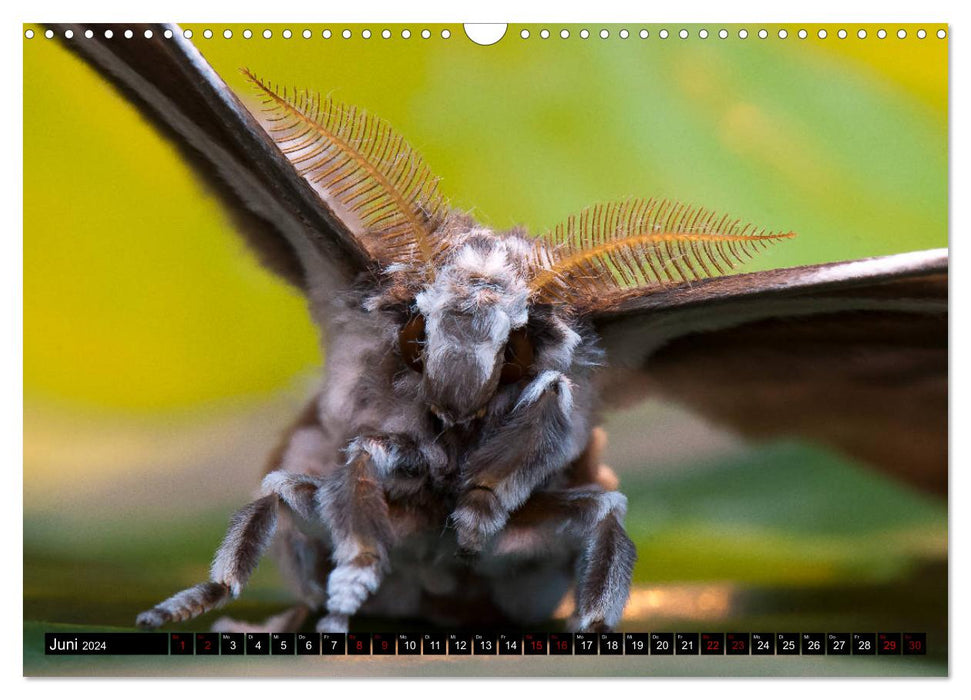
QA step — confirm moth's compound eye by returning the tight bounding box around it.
[399,314,426,372]
[500,328,534,384]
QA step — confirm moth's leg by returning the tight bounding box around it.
[271,511,333,611]
[134,495,277,628]
[453,370,577,552]
[315,436,401,633]
[493,487,636,632]
[134,473,323,629]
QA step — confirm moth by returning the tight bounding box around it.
[53,24,948,634]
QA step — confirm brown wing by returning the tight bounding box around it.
[49,23,374,292]
[592,249,948,496]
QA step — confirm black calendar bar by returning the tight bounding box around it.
[42,631,927,656]
[45,633,168,655]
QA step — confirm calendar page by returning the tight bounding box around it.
[22,20,948,677]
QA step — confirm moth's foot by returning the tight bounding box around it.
[569,614,612,634]
[135,608,169,630]
[316,613,349,634]
[325,560,384,617]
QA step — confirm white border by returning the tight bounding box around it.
[6,0,966,697]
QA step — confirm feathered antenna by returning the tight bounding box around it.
[242,70,449,274]
[530,198,796,307]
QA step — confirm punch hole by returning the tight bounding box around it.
[283,29,292,39]
[203,29,212,39]
[342,29,351,39]
[85,29,94,38]
[818,29,827,39]
[560,29,570,39]
[382,29,392,39]
[837,29,847,39]
[897,29,906,38]
[263,29,272,39]
[620,29,630,39]
[362,29,372,39]
[600,29,609,39]
[699,29,708,39]
[758,29,767,39]
[679,29,688,39]
[65,29,74,39]
[540,29,550,39]
[798,29,807,39]
[581,29,590,39]
[24,28,34,39]
[142,29,151,39]
[738,28,748,39]
[718,29,728,39]
[857,29,867,39]
[243,29,252,39]
[937,29,946,38]
[421,29,431,39]
[639,29,648,39]
[464,24,506,45]
[659,29,668,39]
[105,29,114,38]
[303,29,312,39]
[520,29,529,39]
[441,29,451,39]
[323,29,332,39]
[402,29,411,39]
[44,28,53,39]
[877,29,887,38]
[917,29,926,39]
[778,29,788,39]
[163,29,173,39]
[223,29,233,39]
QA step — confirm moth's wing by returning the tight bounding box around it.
[49,23,373,294]
[591,249,948,496]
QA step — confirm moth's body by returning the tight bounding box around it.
[127,69,803,635]
[275,223,608,628]
[92,30,943,637]
[137,221,637,633]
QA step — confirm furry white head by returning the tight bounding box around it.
[414,230,530,425]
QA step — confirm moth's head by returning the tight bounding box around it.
[400,233,533,426]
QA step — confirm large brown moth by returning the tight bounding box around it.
[53,24,948,634]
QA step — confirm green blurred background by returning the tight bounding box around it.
[24,23,947,676]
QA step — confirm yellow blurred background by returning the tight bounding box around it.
[24,23,947,413]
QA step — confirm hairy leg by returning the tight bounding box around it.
[271,513,333,609]
[136,398,334,630]
[134,472,324,629]
[135,495,279,628]
[488,486,636,632]
[314,437,404,633]
[453,370,580,552]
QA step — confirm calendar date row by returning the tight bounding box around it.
[47,631,924,656]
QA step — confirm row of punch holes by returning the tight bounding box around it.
[26,26,948,42]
